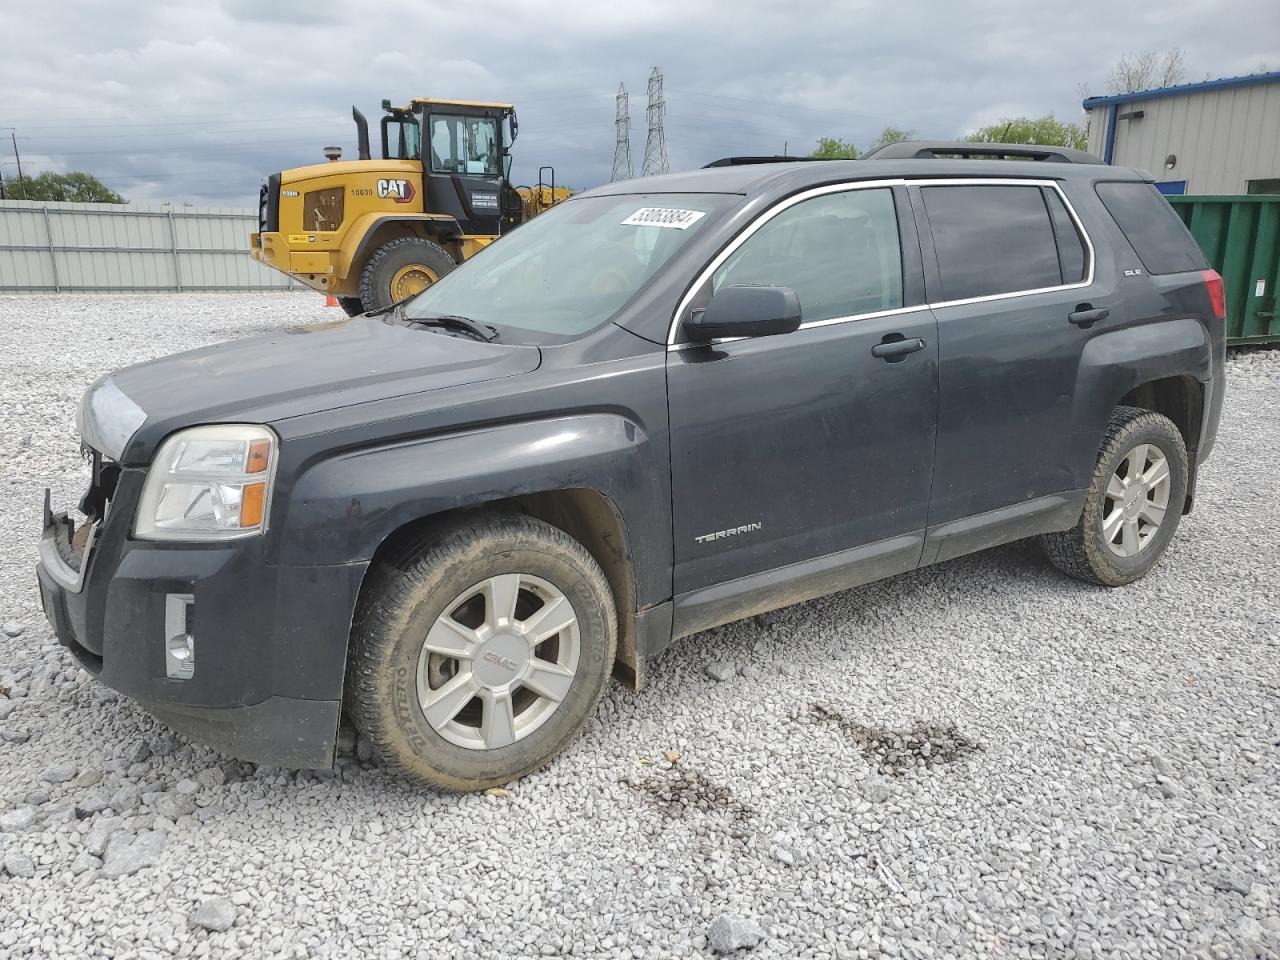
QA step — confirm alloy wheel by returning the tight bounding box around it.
[416,574,580,750]
[1102,442,1171,558]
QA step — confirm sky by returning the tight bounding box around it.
[0,0,1276,207]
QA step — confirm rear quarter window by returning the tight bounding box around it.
[1094,181,1208,275]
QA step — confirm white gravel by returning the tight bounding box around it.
[1,293,1278,959]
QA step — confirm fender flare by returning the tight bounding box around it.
[1071,316,1210,492]
[341,213,463,279]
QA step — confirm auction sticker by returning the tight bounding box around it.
[621,207,706,229]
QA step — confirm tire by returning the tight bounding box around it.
[337,297,365,318]
[347,514,617,791]
[1042,405,1188,587]
[358,236,457,313]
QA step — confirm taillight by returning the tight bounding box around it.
[1202,269,1225,321]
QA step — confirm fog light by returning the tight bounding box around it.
[164,594,195,680]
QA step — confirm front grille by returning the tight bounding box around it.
[260,173,281,234]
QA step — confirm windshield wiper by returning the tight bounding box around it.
[364,297,412,318]
[402,312,500,342]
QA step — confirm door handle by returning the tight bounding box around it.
[1068,306,1109,327]
[871,337,927,360]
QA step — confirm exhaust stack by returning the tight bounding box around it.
[352,106,371,161]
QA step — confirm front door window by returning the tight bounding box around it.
[712,188,904,322]
[429,115,501,176]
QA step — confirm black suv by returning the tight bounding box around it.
[37,144,1225,790]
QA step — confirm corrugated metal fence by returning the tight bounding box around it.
[0,199,295,292]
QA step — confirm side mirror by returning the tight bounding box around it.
[683,284,802,343]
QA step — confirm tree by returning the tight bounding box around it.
[2,171,124,203]
[966,114,1088,150]
[811,137,859,160]
[1104,48,1186,94]
[868,126,915,149]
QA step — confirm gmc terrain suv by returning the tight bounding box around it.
[37,143,1225,790]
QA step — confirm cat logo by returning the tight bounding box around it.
[376,179,416,204]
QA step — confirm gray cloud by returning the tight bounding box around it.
[2,0,1275,206]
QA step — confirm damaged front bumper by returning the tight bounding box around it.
[35,457,367,769]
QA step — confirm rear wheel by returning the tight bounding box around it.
[358,236,457,313]
[1042,405,1187,586]
[347,515,617,791]
[337,297,365,317]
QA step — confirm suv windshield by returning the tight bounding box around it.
[404,193,730,339]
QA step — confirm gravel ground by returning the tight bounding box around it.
[1,293,1278,960]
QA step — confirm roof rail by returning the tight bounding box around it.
[702,156,832,168]
[859,140,1104,165]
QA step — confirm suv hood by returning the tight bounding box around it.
[81,317,540,465]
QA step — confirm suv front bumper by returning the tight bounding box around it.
[35,475,368,769]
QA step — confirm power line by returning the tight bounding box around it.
[2,112,348,131]
[0,90,612,122]
[611,83,632,182]
[1,94,611,131]
[23,123,352,142]
[669,87,905,126]
[641,67,668,177]
[7,129,26,199]
[22,136,351,158]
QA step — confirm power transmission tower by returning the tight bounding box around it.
[641,67,668,176]
[611,83,632,182]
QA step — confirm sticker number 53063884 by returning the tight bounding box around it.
[621,207,707,230]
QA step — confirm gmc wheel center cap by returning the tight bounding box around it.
[474,633,529,688]
[1121,484,1146,518]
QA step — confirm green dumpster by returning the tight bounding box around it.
[1168,195,1280,345]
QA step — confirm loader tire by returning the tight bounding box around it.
[358,237,457,313]
[337,297,365,317]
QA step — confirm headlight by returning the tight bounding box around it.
[135,425,278,541]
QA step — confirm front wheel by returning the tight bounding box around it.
[347,515,617,791]
[357,236,457,313]
[1042,405,1188,586]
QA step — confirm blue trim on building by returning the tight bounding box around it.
[1083,71,1280,110]
[1103,103,1118,164]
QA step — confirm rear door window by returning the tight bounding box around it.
[1094,181,1208,275]
[921,184,1064,301]
[712,188,903,323]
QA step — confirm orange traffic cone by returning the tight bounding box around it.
[324,294,338,308]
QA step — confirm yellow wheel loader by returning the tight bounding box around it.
[250,99,570,315]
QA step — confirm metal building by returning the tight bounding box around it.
[1083,71,1280,196]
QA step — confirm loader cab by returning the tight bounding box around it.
[388,98,517,237]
